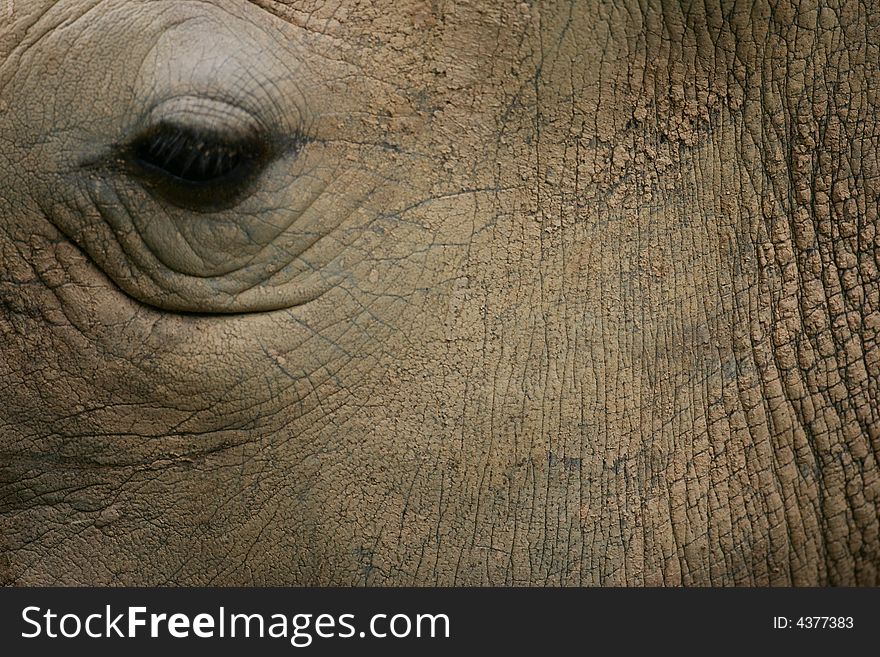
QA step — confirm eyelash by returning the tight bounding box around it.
[116,113,311,212]
[130,123,264,186]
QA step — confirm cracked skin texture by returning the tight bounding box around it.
[0,0,878,586]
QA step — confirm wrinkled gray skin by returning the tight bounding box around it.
[1,0,878,585]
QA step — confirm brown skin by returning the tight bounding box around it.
[0,0,877,585]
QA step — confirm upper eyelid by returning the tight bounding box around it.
[74,95,269,172]
[131,95,270,147]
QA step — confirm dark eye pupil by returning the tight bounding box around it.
[131,124,259,185]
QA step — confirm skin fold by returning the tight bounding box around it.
[0,0,877,585]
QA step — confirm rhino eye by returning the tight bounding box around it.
[134,124,258,183]
[125,122,269,210]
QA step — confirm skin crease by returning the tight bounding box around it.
[0,0,877,586]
